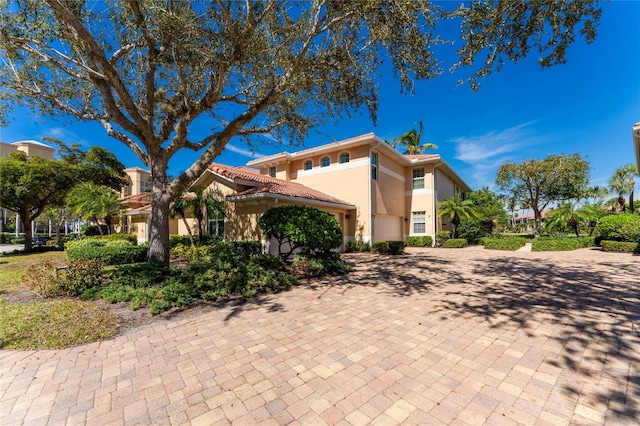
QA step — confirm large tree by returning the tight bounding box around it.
[0,1,603,263]
[496,154,590,236]
[437,195,479,239]
[0,147,125,251]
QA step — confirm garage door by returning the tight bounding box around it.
[373,215,403,242]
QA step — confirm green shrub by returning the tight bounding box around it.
[483,237,527,251]
[169,234,191,247]
[93,233,138,244]
[595,214,640,243]
[109,263,179,288]
[84,225,109,236]
[601,240,640,253]
[258,205,343,259]
[170,240,262,261]
[406,236,433,247]
[531,236,596,252]
[346,239,371,252]
[57,260,105,296]
[371,241,404,255]
[442,238,467,248]
[291,253,352,277]
[67,242,148,265]
[456,219,489,245]
[435,230,451,246]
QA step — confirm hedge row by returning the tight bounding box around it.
[601,240,640,253]
[595,214,640,243]
[171,241,262,261]
[531,237,596,252]
[406,236,433,247]
[371,241,404,255]
[442,238,467,248]
[66,238,147,265]
[483,237,527,251]
[92,233,138,244]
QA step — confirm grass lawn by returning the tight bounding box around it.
[0,250,121,350]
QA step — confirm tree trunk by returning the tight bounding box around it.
[22,210,33,251]
[533,207,543,237]
[181,217,195,247]
[629,190,635,214]
[148,163,172,264]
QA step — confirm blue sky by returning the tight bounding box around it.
[1,1,638,193]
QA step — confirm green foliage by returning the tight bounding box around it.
[435,230,451,246]
[456,218,488,245]
[483,237,527,251]
[442,238,467,248]
[66,238,147,265]
[57,260,105,296]
[531,237,596,252]
[169,234,191,248]
[496,154,590,235]
[406,236,433,247]
[595,214,640,243]
[391,120,438,154]
[371,241,405,255]
[346,239,371,252]
[171,240,262,261]
[291,253,353,278]
[67,182,122,233]
[600,240,640,254]
[259,205,343,259]
[437,195,479,238]
[94,233,138,244]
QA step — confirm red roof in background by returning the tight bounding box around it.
[208,163,354,207]
[119,192,151,203]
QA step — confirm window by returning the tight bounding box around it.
[371,152,378,180]
[339,153,350,164]
[412,211,426,234]
[209,217,225,238]
[269,166,276,177]
[321,156,330,167]
[412,167,425,189]
[304,160,312,170]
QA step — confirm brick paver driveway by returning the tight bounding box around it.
[2,247,639,425]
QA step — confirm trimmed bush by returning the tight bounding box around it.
[170,240,262,261]
[346,239,371,252]
[435,230,451,246]
[67,240,148,265]
[406,236,433,247]
[94,233,138,244]
[170,234,191,247]
[371,241,404,255]
[442,238,467,248]
[483,237,527,251]
[259,205,343,259]
[57,260,105,296]
[595,214,640,243]
[531,236,596,252]
[601,240,640,253]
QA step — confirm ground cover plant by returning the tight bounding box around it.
[0,251,121,349]
[531,236,596,251]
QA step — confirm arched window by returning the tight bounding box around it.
[339,152,350,164]
[304,160,313,170]
[321,156,330,167]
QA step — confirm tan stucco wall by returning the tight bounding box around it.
[0,142,19,158]
[121,168,151,197]
[13,143,55,160]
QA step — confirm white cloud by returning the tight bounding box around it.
[224,143,266,158]
[450,121,554,188]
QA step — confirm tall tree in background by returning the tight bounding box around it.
[608,164,638,213]
[0,1,603,263]
[496,154,590,236]
[0,147,125,250]
[392,120,438,155]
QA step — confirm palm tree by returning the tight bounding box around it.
[67,182,121,234]
[173,186,225,243]
[609,164,639,213]
[585,185,610,204]
[391,120,438,155]
[169,197,195,246]
[437,195,479,238]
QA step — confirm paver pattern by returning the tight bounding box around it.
[1,246,639,425]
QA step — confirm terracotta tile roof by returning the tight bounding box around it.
[208,163,354,207]
[405,154,439,160]
[119,192,151,203]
